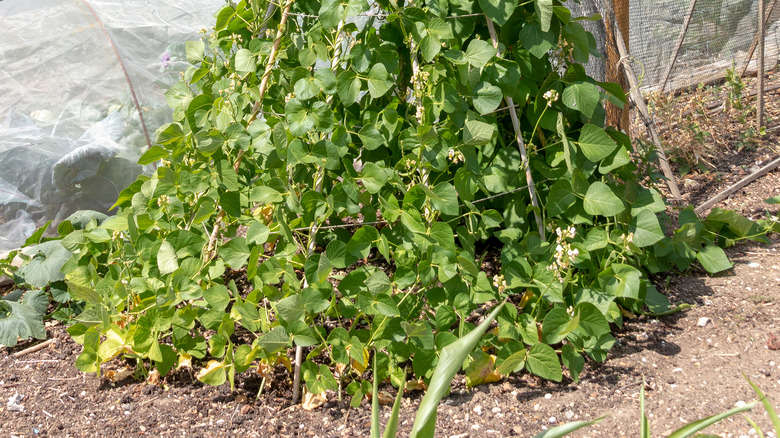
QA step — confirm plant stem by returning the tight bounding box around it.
[484,17,545,240]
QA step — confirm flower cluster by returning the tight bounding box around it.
[543,89,559,107]
[285,92,295,103]
[620,232,635,250]
[447,149,464,164]
[157,194,171,208]
[412,69,430,99]
[112,230,127,241]
[493,274,508,294]
[547,226,578,283]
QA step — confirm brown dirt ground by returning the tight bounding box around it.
[3,77,780,438]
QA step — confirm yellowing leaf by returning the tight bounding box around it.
[349,346,369,373]
[196,360,227,386]
[465,352,503,387]
[277,355,293,373]
[177,352,193,370]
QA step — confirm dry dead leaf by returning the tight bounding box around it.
[302,391,327,410]
[377,390,394,405]
[405,379,427,392]
[104,367,133,383]
[257,361,272,379]
[146,369,161,385]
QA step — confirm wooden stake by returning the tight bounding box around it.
[757,0,766,131]
[740,0,777,78]
[604,1,683,201]
[695,157,780,215]
[485,19,545,239]
[12,339,55,358]
[659,0,699,93]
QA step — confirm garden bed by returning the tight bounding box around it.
[2,171,780,437]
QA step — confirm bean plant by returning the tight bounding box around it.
[6,0,769,407]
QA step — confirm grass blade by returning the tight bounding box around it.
[744,372,780,433]
[667,401,756,438]
[409,300,506,438]
[371,353,380,438]
[382,367,407,438]
[532,416,606,438]
[742,414,765,438]
[640,382,650,438]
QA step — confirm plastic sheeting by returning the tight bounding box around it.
[0,0,223,252]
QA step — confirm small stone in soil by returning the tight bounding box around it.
[697,317,711,327]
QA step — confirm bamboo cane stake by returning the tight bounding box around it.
[695,156,780,215]
[758,0,767,131]
[740,0,777,78]
[603,1,683,201]
[206,1,293,261]
[659,0,699,93]
[12,339,55,358]
[484,19,546,240]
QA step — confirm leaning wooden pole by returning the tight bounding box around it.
[740,0,777,78]
[757,0,766,131]
[659,0,699,93]
[604,1,683,201]
[485,18,545,240]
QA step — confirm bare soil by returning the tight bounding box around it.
[2,79,780,438]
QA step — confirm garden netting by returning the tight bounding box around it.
[0,0,222,253]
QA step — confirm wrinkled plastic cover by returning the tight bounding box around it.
[0,0,223,252]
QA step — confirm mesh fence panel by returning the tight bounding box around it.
[625,0,780,92]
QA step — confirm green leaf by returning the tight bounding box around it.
[478,0,518,26]
[138,146,169,165]
[463,118,496,145]
[361,162,388,194]
[541,307,579,344]
[472,82,503,115]
[583,182,624,217]
[17,241,71,288]
[431,183,459,216]
[337,70,361,105]
[578,124,618,162]
[185,40,205,64]
[257,326,290,354]
[286,99,314,137]
[534,0,554,32]
[234,48,256,73]
[409,302,504,438]
[220,237,251,268]
[0,299,47,347]
[358,125,385,150]
[525,343,562,382]
[561,344,584,383]
[367,63,393,98]
[157,240,179,275]
[562,82,600,118]
[630,210,664,247]
[203,284,231,312]
[186,94,214,133]
[696,245,732,274]
[464,39,497,68]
